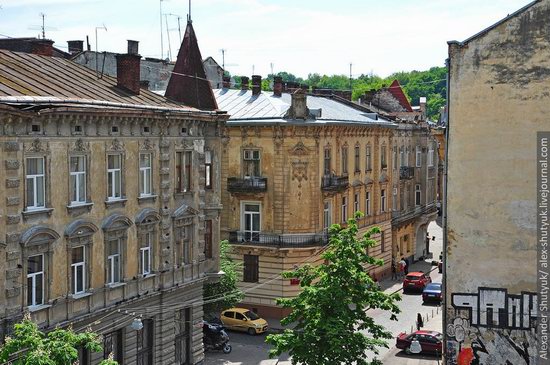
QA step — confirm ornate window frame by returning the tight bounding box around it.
[135,208,161,277]
[64,220,98,297]
[101,213,132,287]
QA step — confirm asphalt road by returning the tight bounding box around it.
[205,220,444,365]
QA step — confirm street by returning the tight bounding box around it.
[205,220,443,365]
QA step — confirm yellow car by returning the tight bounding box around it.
[220,308,269,335]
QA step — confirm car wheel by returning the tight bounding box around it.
[222,343,232,354]
[247,327,256,336]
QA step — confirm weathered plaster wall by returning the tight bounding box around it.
[446,1,550,363]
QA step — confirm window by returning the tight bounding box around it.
[415,184,421,206]
[204,220,213,259]
[392,146,397,170]
[323,201,331,231]
[139,153,152,197]
[111,126,119,133]
[381,189,386,213]
[341,196,348,222]
[341,146,348,174]
[243,203,261,241]
[174,223,192,266]
[366,145,372,171]
[71,246,86,295]
[27,255,44,307]
[140,233,152,275]
[416,146,422,167]
[354,145,360,172]
[26,157,45,209]
[380,231,386,253]
[106,239,121,284]
[70,156,86,205]
[405,147,410,167]
[31,124,41,132]
[365,191,371,216]
[405,234,412,252]
[380,145,387,169]
[393,187,398,211]
[176,151,192,193]
[107,154,122,200]
[243,149,260,177]
[103,330,123,363]
[243,254,259,282]
[205,151,213,189]
[137,319,154,365]
[428,144,435,167]
[175,308,191,365]
[324,148,331,175]
[74,125,83,133]
[400,146,405,167]
[354,192,360,213]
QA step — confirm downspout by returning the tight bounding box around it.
[442,55,451,362]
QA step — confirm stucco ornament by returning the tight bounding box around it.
[26,139,49,153]
[72,138,90,152]
[108,138,124,151]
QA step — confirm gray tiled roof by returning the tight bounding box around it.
[212,89,396,127]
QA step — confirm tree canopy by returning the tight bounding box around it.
[266,213,401,365]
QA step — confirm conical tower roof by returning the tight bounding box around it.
[165,20,218,110]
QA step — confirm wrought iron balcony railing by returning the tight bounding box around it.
[399,166,415,180]
[321,174,349,192]
[228,231,328,248]
[227,177,267,193]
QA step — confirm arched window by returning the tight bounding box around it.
[102,214,132,285]
[135,208,161,277]
[65,220,98,296]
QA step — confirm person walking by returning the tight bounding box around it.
[416,313,424,331]
[391,259,398,280]
[404,257,410,275]
[399,257,406,279]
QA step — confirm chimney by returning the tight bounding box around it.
[419,96,427,119]
[288,89,308,119]
[67,40,84,55]
[240,76,249,91]
[222,76,231,89]
[31,39,54,56]
[273,76,283,97]
[115,40,141,95]
[252,75,262,96]
[140,80,150,90]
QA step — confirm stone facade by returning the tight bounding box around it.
[445,1,550,364]
[0,109,227,364]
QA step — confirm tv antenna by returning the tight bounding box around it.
[164,14,172,61]
[167,13,182,44]
[28,13,58,39]
[95,24,107,76]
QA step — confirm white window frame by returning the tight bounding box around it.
[354,192,360,213]
[139,153,152,197]
[140,233,152,275]
[365,191,371,216]
[381,189,386,213]
[416,146,422,168]
[27,254,44,307]
[107,154,122,200]
[26,157,46,210]
[107,239,121,285]
[71,246,86,295]
[243,149,261,177]
[415,184,422,206]
[241,202,261,241]
[341,196,348,222]
[392,146,397,170]
[70,155,87,205]
[366,145,372,171]
[405,147,410,167]
[399,147,405,167]
[428,144,435,167]
[323,201,332,231]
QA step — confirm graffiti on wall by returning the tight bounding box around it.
[448,287,538,365]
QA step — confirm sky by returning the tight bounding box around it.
[0,0,533,78]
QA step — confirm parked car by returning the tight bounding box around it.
[396,330,443,355]
[403,272,432,293]
[220,307,268,335]
[422,283,442,304]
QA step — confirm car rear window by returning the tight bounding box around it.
[406,275,421,280]
[425,283,441,290]
[223,311,235,319]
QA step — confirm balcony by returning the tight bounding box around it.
[321,174,349,192]
[228,231,328,248]
[399,166,415,180]
[227,177,267,193]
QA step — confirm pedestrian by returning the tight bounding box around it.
[391,259,398,280]
[404,257,410,275]
[416,313,424,330]
[372,274,381,290]
[399,257,406,279]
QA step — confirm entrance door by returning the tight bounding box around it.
[243,203,260,241]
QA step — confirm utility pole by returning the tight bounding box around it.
[40,12,45,39]
[349,62,353,91]
[159,0,164,59]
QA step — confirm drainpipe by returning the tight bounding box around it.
[442,55,451,362]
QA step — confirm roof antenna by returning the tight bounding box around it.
[187,0,192,22]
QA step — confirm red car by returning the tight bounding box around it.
[403,272,432,293]
[396,330,443,355]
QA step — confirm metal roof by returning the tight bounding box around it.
[212,88,396,127]
[0,49,202,113]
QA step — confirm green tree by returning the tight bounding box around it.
[203,240,244,316]
[0,314,117,365]
[266,213,401,365]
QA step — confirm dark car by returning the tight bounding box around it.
[403,272,432,293]
[422,283,442,304]
[396,330,443,355]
